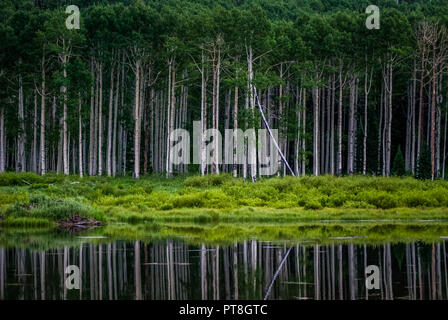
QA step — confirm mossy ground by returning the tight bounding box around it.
[1,172,448,244]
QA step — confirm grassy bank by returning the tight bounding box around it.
[1,172,448,227]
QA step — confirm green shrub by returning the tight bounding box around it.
[359,191,399,209]
[426,188,448,206]
[5,195,104,221]
[172,193,204,208]
[184,174,233,188]
[328,192,350,207]
[0,172,43,186]
[304,198,323,210]
[343,201,375,209]
[402,191,430,207]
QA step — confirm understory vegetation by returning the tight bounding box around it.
[1,173,448,228]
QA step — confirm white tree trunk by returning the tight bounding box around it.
[78,94,83,178]
[89,60,95,175]
[233,84,239,178]
[247,45,257,181]
[313,84,320,176]
[200,52,207,176]
[17,74,25,172]
[106,67,114,176]
[0,107,5,172]
[134,59,142,179]
[347,77,355,175]
[40,56,46,175]
[112,60,120,177]
[337,66,344,177]
[98,63,103,176]
[32,94,38,173]
[61,47,69,175]
[168,63,176,177]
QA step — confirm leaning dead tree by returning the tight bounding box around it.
[254,87,295,177]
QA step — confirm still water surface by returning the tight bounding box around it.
[0,239,447,300]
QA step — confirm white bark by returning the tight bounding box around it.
[98,62,103,176]
[347,77,356,175]
[247,45,257,181]
[200,52,207,176]
[17,74,25,172]
[233,83,239,178]
[32,94,38,173]
[134,59,142,179]
[312,84,320,176]
[78,94,83,178]
[106,67,114,176]
[40,54,46,175]
[89,61,95,176]
[0,107,4,172]
[112,60,120,177]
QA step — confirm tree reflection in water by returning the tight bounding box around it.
[0,240,447,300]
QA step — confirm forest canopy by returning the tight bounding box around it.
[0,0,448,180]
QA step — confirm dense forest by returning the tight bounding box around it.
[1,0,448,181]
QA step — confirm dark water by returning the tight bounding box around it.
[1,239,447,300]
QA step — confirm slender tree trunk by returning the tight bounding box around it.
[78,94,83,178]
[143,69,150,175]
[301,89,307,176]
[417,34,426,159]
[32,94,38,173]
[295,86,302,176]
[247,45,257,181]
[17,73,25,172]
[0,107,4,172]
[200,52,207,176]
[40,54,46,175]
[106,66,114,176]
[326,79,331,174]
[378,83,384,174]
[62,50,69,175]
[98,62,103,176]
[431,58,437,180]
[347,76,355,175]
[313,82,320,176]
[112,59,120,177]
[384,61,393,177]
[233,80,239,178]
[442,106,447,179]
[337,65,344,177]
[134,59,142,179]
[363,65,373,175]
[330,74,335,175]
[167,61,176,178]
[89,60,95,176]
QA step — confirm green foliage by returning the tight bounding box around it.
[184,174,233,187]
[416,143,432,180]
[392,146,405,176]
[2,174,448,227]
[4,195,104,221]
